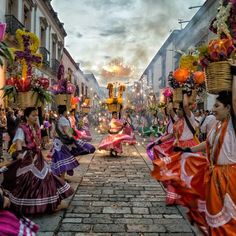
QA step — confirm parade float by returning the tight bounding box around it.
[105,83,125,112]
[2,29,52,109]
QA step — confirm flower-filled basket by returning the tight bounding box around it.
[199,38,234,94]
[205,61,231,94]
[55,94,71,107]
[173,88,183,103]
[82,106,90,114]
[17,91,41,109]
[107,103,121,112]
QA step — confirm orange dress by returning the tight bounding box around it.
[152,113,199,205]
[177,118,236,235]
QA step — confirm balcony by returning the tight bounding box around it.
[5,15,24,35]
[51,58,60,75]
[39,47,50,67]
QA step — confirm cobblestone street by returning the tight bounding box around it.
[32,133,197,236]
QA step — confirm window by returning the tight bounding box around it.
[23,4,31,31]
[81,83,84,96]
[7,0,18,16]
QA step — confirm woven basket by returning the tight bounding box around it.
[82,107,90,114]
[107,103,120,112]
[55,94,71,109]
[205,61,232,94]
[173,88,183,103]
[17,91,41,109]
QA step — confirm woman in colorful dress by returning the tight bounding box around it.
[146,102,177,161]
[174,87,236,235]
[0,182,39,235]
[98,111,132,156]
[51,105,95,178]
[122,113,136,145]
[2,107,74,214]
[82,114,92,142]
[152,92,199,205]
[68,109,90,141]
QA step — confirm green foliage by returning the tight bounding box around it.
[0,41,13,66]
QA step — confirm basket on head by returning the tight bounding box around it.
[173,88,183,103]
[82,106,90,114]
[205,61,232,94]
[55,94,71,109]
[107,103,121,112]
[17,91,42,109]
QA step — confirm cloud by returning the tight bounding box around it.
[52,0,206,85]
[76,32,83,38]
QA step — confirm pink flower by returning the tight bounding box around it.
[0,23,6,41]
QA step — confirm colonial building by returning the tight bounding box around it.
[140,0,219,109]
[0,0,66,92]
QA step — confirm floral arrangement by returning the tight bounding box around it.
[168,70,205,94]
[2,29,51,106]
[0,23,13,67]
[198,38,235,68]
[162,87,173,98]
[12,29,42,79]
[105,83,125,105]
[50,78,76,95]
[179,54,199,72]
[210,0,236,44]
[3,75,52,104]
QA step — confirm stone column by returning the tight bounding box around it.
[17,0,23,24]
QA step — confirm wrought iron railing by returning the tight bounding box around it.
[51,58,60,74]
[39,47,50,67]
[5,15,24,35]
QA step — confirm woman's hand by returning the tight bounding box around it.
[3,196,10,209]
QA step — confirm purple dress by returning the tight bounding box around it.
[50,116,95,176]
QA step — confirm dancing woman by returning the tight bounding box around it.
[51,105,95,178]
[2,107,74,214]
[146,102,177,161]
[174,86,236,235]
[98,111,132,156]
[151,92,199,205]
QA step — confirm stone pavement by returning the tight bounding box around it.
[33,133,197,236]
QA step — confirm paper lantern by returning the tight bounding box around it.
[193,71,205,84]
[173,68,190,83]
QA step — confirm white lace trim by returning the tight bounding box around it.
[206,193,236,228]
[198,199,206,213]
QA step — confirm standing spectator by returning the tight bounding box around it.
[6,110,16,150]
[0,107,7,158]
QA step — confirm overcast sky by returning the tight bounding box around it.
[52,0,206,85]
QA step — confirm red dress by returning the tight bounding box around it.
[98,118,132,153]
